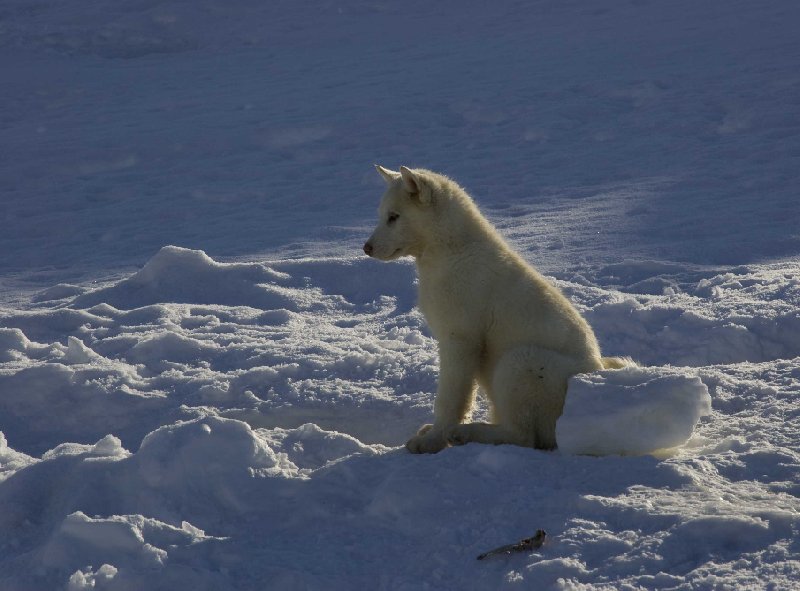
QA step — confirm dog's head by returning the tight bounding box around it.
[363,165,434,261]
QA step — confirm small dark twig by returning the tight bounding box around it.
[476,529,547,560]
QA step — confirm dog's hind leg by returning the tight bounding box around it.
[486,346,590,450]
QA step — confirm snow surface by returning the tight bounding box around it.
[2,1,800,589]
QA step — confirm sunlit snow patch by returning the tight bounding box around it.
[556,366,711,456]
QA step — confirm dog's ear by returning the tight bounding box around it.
[375,164,400,184]
[399,166,432,205]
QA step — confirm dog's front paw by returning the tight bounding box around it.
[405,430,447,454]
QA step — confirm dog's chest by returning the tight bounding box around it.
[416,264,477,338]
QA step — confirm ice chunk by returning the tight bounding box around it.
[557,366,712,456]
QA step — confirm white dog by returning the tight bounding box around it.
[365,166,630,453]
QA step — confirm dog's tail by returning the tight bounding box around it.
[601,356,637,370]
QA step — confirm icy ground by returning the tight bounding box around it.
[2,1,800,590]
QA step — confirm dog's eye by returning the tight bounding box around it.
[387,212,399,225]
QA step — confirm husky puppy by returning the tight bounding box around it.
[365,166,630,453]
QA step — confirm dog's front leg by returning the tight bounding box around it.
[406,338,479,454]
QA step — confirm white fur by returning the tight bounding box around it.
[365,166,630,453]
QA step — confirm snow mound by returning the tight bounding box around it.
[43,434,130,461]
[71,246,296,310]
[137,416,284,476]
[557,366,712,456]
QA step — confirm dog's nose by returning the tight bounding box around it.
[363,242,373,256]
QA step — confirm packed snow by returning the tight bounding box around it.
[2,1,799,589]
[557,367,711,457]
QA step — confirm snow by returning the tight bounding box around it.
[557,367,712,457]
[2,0,800,589]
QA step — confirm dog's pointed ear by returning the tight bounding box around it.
[399,166,432,205]
[375,164,400,184]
